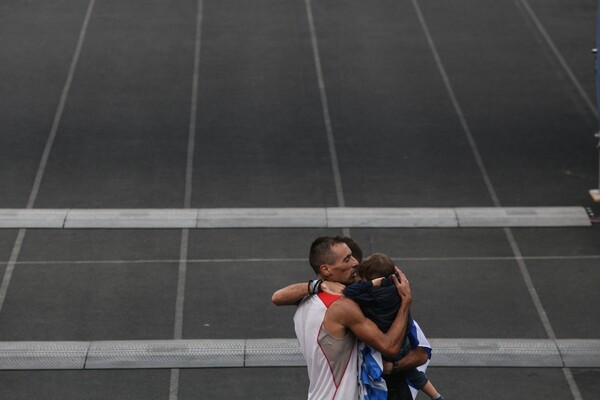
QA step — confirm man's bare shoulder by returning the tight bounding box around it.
[323,296,363,338]
[328,297,364,322]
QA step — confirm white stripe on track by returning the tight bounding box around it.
[0,0,96,317]
[169,1,204,399]
[411,2,586,398]
[9,254,600,267]
[515,0,597,118]
[304,0,350,238]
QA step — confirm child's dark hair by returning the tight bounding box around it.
[357,253,395,280]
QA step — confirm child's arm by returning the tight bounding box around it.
[342,276,385,299]
[342,280,373,299]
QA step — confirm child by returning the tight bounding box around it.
[344,253,445,400]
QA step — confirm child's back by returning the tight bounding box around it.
[343,253,445,400]
[343,253,411,360]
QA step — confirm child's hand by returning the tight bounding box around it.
[371,277,384,287]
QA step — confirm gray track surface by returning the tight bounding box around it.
[1,0,599,399]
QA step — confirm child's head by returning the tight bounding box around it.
[357,253,395,280]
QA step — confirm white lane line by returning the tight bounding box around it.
[515,0,600,202]
[505,229,557,339]
[184,0,203,210]
[26,0,96,209]
[562,367,584,400]
[304,0,350,237]
[173,0,204,347]
[411,0,501,208]
[411,2,585,398]
[508,226,584,400]
[515,0,597,119]
[173,229,190,343]
[0,229,26,315]
[169,369,180,400]
[169,1,204,399]
[0,0,96,316]
[9,254,600,267]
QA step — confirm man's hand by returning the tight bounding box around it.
[382,347,429,374]
[271,280,347,306]
[391,267,411,306]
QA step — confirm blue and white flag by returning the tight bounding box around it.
[358,319,432,400]
[407,320,431,399]
[357,341,387,400]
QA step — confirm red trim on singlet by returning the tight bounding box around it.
[317,292,341,308]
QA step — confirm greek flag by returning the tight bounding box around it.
[357,342,387,400]
[407,320,431,399]
[358,319,432,400]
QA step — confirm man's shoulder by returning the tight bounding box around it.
[327,296,362,319]
[330,296,357,306]
[323,296,363,337]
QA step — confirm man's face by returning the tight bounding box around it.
[321,243,359,285]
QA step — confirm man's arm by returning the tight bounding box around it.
[271,281,346,306]
[327,270,412,358]
[271,283,308,306]
[382,347,429,374]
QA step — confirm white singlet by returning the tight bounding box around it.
[294,292,359,400]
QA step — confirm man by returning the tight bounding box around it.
[274,236,416,400]
[272,236,430,400]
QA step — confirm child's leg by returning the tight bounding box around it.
[421,381,443,399]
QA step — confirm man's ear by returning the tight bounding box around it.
[319,264,331,278]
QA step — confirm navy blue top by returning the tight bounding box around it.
[343,275,412,361]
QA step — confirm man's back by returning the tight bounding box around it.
[294,293,359,400]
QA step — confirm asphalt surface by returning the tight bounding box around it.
[1,0,599,399]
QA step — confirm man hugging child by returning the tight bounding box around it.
[343,253,445,400]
